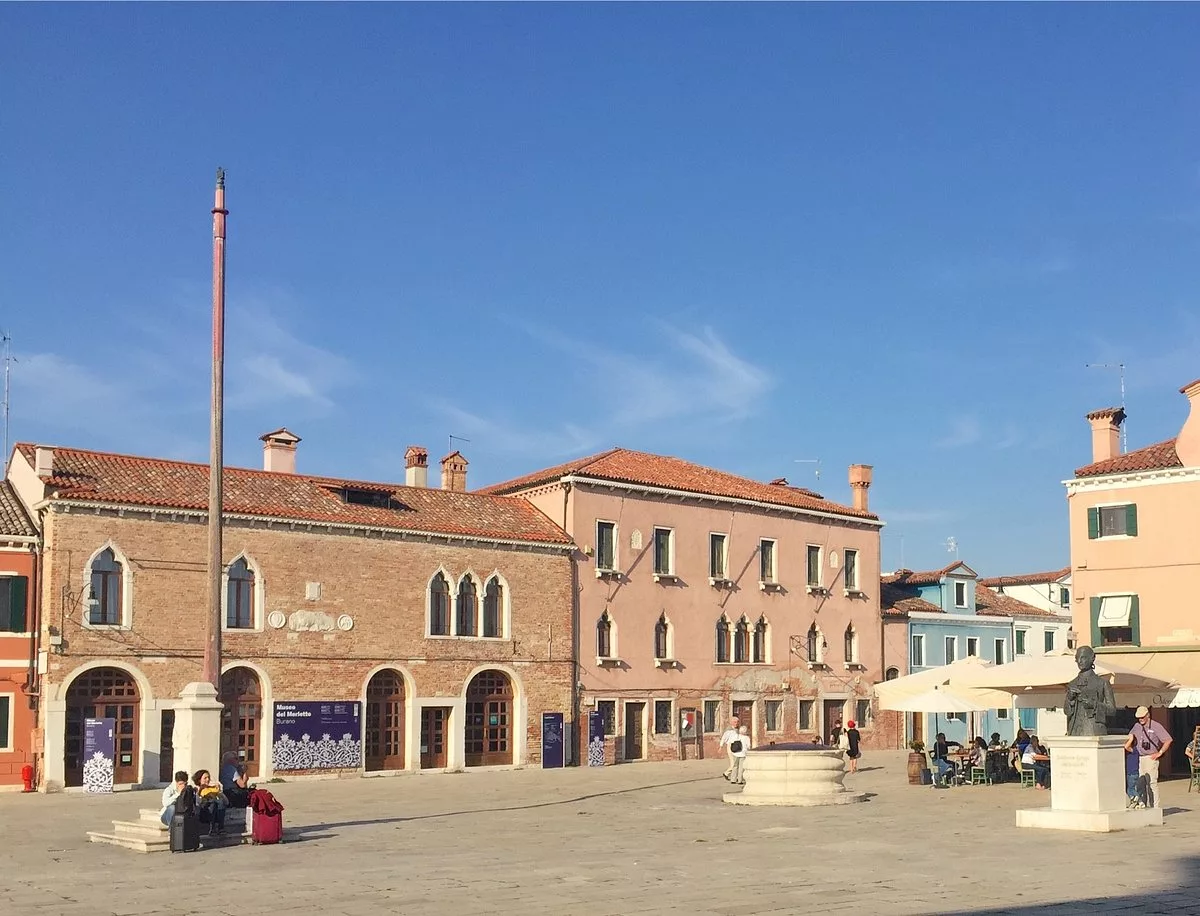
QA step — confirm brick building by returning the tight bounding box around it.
[0,482,38,789]
[483,450,886,763]
[6,434,575,790]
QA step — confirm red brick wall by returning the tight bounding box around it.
[40,508,575,772]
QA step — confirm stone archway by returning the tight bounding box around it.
[464,669,514,767]
[220,666,263,777]
[364,669,406,771]
[65,666,140,787]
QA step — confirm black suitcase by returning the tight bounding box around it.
[170,812,200,853]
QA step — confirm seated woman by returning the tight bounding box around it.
[1022,737,1051,789]
[968,737,988,769]
[193,769,227,835]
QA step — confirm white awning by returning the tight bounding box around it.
[1169,687,1200,708]
[1098,595,1132,628]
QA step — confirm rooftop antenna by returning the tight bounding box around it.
[945,536,959,560]
[1,332,14,471]
[794,458,821,481]
[448,434,471,454]
[1085,362,1127,453]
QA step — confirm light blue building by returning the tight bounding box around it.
[882,561,1056,748]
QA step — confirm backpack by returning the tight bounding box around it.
[174,785,197,817]
[730,739,743,754]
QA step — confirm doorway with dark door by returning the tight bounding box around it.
[624,701,645,761]
[365,669,406,772]
[823,699,846,744]
[420,706,450,769]
[732,700,755,746]
[65,666,140,787]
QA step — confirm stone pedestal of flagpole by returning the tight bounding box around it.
[171,682,225,780]
[1015,735,1162,832]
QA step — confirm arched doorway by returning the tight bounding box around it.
[65,666,140,787]
[464,670,513,767]
[220,667,263,777]
[364,669,405,771]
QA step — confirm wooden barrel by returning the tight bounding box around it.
[907,752,925,785]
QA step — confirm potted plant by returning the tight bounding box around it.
[907,740,928,785]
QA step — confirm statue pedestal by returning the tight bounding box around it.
[171,682,225,782]
[1016,735,1162,833]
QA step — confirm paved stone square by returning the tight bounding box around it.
[2,752,1199,915]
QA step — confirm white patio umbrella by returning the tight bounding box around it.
[877,685,995,714]
[957,650,1172,693]
[873,656,1012,709]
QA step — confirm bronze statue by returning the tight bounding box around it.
[1065,645,1116,736]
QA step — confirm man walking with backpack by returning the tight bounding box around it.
[729,726,750,785]
[719,715,741,782]
[1125,706,1172,808]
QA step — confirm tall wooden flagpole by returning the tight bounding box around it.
[204,168,227,690]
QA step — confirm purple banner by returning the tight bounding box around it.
[587,710,605,767]
[83,717,115,794]
[272,701,362,770]
[541,712,565,769]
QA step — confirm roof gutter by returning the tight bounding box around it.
[559,475,885,528]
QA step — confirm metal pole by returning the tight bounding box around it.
[203,169,227,690]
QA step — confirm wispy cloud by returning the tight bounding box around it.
[436,321,773,457]
[935,416,982,449]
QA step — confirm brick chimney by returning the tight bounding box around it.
[1175,378,1200,467]
[440,451,468,492]
[405,446,429,488]
[260,428,301,474]
[1086,407,1125,464]
[848,464,873,512]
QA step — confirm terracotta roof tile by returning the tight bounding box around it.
[880,578,940,618]
[1074,438,1182,478]
[0,481,36,538]
[480,448,877,521]
[974,584,1063,620]
[979,567,1070,587]
[879,576,1058,620]
[882,562,974,587]
[15,444,570,546]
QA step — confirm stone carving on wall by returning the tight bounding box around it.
[336,615,354,631]
[289,610,336,632]
[267,611,287,630]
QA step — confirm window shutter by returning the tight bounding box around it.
[0,697,8,749]
[1089,597,1102,646]
[1125,504,1138,537]
[1087,507,1100,539]
[1129,595,1140,646]
[11,576,27,632]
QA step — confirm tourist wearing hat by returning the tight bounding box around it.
[1124,706,1172,809]
[844,720,862,773]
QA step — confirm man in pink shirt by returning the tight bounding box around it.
[1125,705,1172,808]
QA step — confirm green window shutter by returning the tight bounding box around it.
[8,576,27,633]
[1089,597,1102,646]
[1087,507,1100,539]
[1130,595,1140,646]
[0,697,9,749]
[1125,504,1138,537]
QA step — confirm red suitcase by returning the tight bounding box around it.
[249,788,285,845]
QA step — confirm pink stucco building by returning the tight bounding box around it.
[1067,378,1200,774]
[483,449,888,761]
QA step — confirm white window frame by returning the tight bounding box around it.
[221,552,265,633]
[752,616,771,664]
[1096,502,1135,539]
[425,567,454,638]
[764,698,784,733]
[702,698,722,734]
[1015,628,1029,656]
[81,541,134,631]
[910,633,926,667]
[1044,629,1056,654]
[479,571,512,640]
[595,698,618,737]
[843,624,860,667]
[452,571,484,638]
[806,545,823,588]
[653,613,674,662]
[759,538,777,585]
[993,638,1006,665]
[0,692,12,750]
[843,548,860,592]
[798,698,816,731]
[653,698,674,736]
[652,527,675,578]
[596,610,618,662]
[946,712,967,723]
[953,581,968,608]
[944,635,958,664]
[966,636,979,658]
[595,520,618,573]
[709,532,728,580]
[855,698,872,728]
[996,707,1010,720]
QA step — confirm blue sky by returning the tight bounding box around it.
[3,4,1199,576]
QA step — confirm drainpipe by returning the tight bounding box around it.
[25,509,45,787]
[563,481,581,765]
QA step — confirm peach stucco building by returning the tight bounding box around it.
[1066,378,1200,772]
[483,449,888,761]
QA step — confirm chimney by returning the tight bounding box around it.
[1175,378,1200,467]
[260,428,301,474]
[405,446,429,487]
[1086,407,1125,463]
[848,464,872,512]
[440,451,468,492]
[34,447,54,477]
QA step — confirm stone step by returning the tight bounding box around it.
[87,831,172,853]
[138,808,167,825]
[112,819,167,840]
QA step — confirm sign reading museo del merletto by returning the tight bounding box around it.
[271,701,362,771]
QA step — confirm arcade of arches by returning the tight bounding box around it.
[220,667,263,777]
[465,669,513,767]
